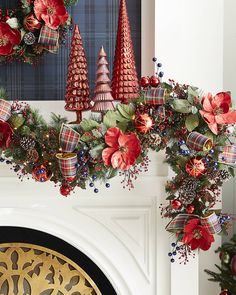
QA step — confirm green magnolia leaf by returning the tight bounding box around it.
[117,121,128,132]
[187,86,199,103]
[117,104,135,120]
[185,114,199,131]
[89,143,105,159]
[103,111,119,128]
[80,119,99,131]
[171,99,192,113]
[106,168,118,179]
[191,106,198,114]
[229,167,235,177]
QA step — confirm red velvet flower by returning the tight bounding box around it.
[199,92,236,135]
[0,121,13,149]
[34,0,68,30]
[182,219,214,251]
[102,127,141,170]
[0,22,21,56]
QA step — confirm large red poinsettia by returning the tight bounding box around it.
[34,0,68,30]
[102,127,141,170]
[0,121,13,149]
[0,22,21,56]
[199,92,236,135]
[182,219,214,251]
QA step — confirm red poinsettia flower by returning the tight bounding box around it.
[102,127,141,170]
[34,0,69,30]
[0,121,13,149]
[0,22,21,56]
[199,92,236,135]
[182,219,214,251]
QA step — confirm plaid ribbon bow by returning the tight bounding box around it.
[59,124,80,153]
[56,153,78,180]
[38,25,59,52]
[166,212,222,234]
[0,99,12,122]
[219,145,236,165]
[144,88,165,106]
[186,132,213,151]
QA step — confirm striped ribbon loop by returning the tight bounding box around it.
[0,99,11,122]
[38,25,59,48]
[219,145,236,165]
[59,124,80,153]
[144,88,166,106]
[186,132,213,151]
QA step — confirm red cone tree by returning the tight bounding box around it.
[65,25,91,123]
[92,46,115,115]
[112,0,139,103]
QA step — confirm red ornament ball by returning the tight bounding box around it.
[186,204,195,214]
[149,75,160,88]
[23,14,42,32]
[230,255,236,275]
[140,77,150,88]
[185,157,207,178]
[32,164,52,182]
[134,113,153,134]
[220,290,231,295]
[60,185,72,197]
[171,199,182,210]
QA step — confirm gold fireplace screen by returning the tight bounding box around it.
[0,243,102,295]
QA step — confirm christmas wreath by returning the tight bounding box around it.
[0,0,78,64]
[0,75,236,262]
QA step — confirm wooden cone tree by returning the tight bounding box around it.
[111,0,139,103]
[91,46,115,115]
[65,25,91,123]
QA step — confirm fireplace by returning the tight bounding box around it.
[0,227,116,294]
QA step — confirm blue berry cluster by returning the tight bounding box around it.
[168,242,181,263]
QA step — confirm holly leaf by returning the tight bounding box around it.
[89,143,105,159]
[80,133,94,142]
[171,99,192,113]
[103,111,119,128]
[117,104,135,120]
[80,119,99,132]
[185,114,199,131]
[92,129,103,139]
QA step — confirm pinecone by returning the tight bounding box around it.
[20,137,35,150]
[218,170,231,181]
[26,149,39,163]
[179,191,196,205]
[181,178,198,192]
[32,44,44,55]
[142,134,162,149]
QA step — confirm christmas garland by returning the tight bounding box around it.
[205,235,236,295]
[0,79,236,262]
[0,0,78,64]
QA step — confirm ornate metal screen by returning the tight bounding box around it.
[0,0,141,101]
[0,243,101,294]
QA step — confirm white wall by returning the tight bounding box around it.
[155,1,224,295]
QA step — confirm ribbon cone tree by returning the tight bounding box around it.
[92,46,115,117]
[111,0,139,103]
[65,25,91,123]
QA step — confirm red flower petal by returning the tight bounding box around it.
[199,111,215,124]
[202,93,214,113]
[111,151,131,170]
[212,92,231,109]
[102,147,118,166]
[215,111,236,125]
[0,43,13,55]
[189,238,200,251]
[105,127,121,148]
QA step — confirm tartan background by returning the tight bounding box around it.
[0,0,141,101]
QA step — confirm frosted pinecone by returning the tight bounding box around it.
[181,178,198,192]
[20,137,35,150]
[179,191,196,205]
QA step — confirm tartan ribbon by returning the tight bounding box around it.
[56,153,78,180]
[0,99,11,122]
[38,25,59,47]
[186,132,213,151]
[166,212,222,234]
[219,145,236,165]
[59,124,80,153]
[144,87,165,105]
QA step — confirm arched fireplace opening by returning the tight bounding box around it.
[0,226,117,295]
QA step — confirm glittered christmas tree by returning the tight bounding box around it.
[65,24,91,123]
[205,235,236,295]
[111,0,139,103]
[91,46,115,115]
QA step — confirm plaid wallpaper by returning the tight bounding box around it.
[0,0,141,101]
